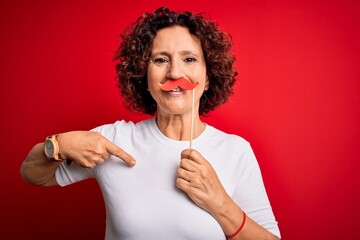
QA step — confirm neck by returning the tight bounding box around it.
[155,112,205,141]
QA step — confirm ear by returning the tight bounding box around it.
[204,75,209,91]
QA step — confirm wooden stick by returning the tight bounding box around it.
[189,88,195,149]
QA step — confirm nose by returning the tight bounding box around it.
[166,58,183,80]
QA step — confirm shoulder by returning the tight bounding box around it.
[91,118,154,139]
[199,124,255,167]
[207,125,251,149]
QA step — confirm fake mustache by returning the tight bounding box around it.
[160,78,199,91]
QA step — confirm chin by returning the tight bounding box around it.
[159,106,191,116]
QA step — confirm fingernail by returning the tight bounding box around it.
[130,160,136,166]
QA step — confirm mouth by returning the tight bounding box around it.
[165,86,187,96]
[169,87,184,92]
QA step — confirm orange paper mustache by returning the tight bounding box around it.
[160,78,199,91]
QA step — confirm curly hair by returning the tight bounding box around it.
[114,7,237,116]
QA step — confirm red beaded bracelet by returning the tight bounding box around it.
[226,211,247,239]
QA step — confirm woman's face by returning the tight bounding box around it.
[147,25,208,116]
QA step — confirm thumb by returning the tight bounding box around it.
[106,141,136,167]
[181,149,203,164]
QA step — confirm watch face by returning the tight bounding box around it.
[44,139,54,158]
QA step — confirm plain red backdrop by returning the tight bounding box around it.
[1,0,359,239]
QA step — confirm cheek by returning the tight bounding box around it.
[147,67,162,84]
[146,70,159,100]
[146,70,155,89]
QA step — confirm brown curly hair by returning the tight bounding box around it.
[114,7,237,116]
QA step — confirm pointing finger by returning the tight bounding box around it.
[105,140,136,167]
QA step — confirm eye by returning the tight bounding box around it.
[152,57,169,65]
[183,57,197,63]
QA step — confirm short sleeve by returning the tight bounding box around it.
[54,122,119,186]
[232,145,281,238]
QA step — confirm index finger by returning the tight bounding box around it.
[181,149,204,164]
[105,140,136,167]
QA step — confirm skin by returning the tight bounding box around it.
[20,25,278,239]
[20,131,135,186]
[147,26,208,141]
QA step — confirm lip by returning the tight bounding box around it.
[164,88,187,96]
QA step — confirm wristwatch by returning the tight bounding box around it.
[44,135,62,161]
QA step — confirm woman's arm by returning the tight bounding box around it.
[176,149,279,239]
[211,196,279,239]
[20,143,62,186]
[20,131,136,187]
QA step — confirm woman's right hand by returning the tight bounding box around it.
[57,131,136,168]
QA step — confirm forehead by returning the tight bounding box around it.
[151,25,203,54]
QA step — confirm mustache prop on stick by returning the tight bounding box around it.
[160,78,199,91]
[160,78,199,149]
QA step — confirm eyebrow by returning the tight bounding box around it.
[151,50,199,57]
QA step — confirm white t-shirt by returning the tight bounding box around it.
[55,118,280,239]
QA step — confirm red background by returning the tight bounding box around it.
[1,0,359,239]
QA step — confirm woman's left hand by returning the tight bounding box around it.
[176,149,230,215]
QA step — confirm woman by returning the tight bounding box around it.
[21,7,280,239]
